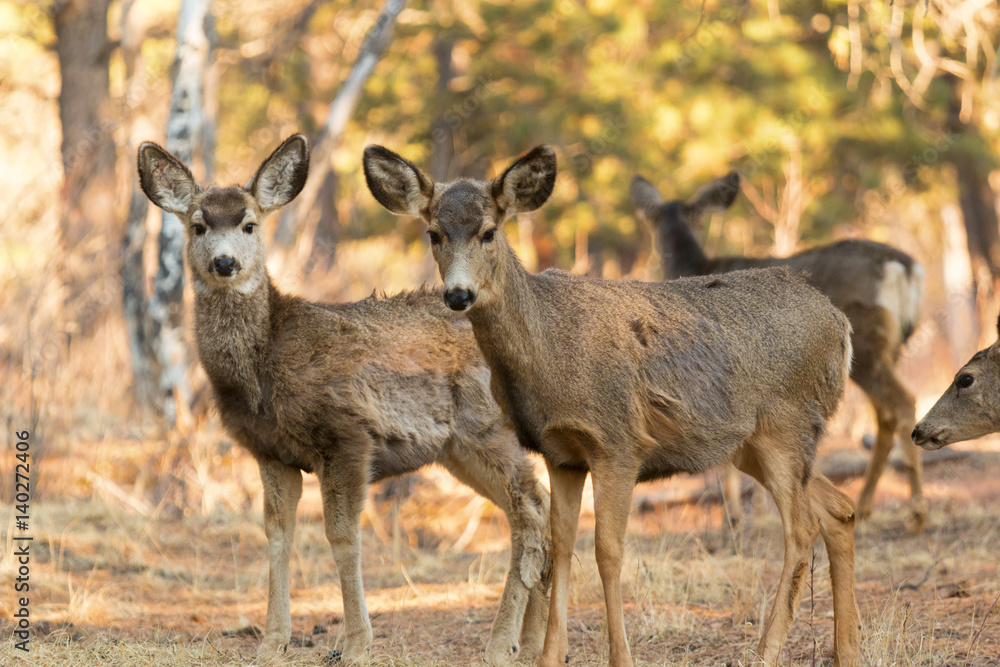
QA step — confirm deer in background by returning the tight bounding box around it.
[631,171,927,532]
[913,314,1000,449]
[365,145,860,667]
[136,135,550,665]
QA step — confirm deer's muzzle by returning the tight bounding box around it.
[444,288,476,311]
[212,256,239,277]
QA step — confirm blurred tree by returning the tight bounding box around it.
[148,0,214,427]
[947,79,1000,283]
[121,0,158,411]
[54,0,116,332]
[276,0,406,269]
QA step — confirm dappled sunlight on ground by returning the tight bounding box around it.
[3,430,999,665]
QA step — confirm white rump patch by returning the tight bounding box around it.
[875,260,924,341]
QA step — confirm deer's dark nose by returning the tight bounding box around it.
[444,288,475,311]
[213,256,237,277]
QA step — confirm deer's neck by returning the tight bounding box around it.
[467,243,546,384]
[193,275,275,412]
[657,210,710,278]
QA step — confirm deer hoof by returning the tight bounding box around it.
[256,635,288,662]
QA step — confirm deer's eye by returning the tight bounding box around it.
[956,374,974,389]
[482,228,495,243]
[191,224,206,236]
[428,230,442,245]
[243,223,256,234]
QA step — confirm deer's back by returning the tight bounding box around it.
[708,239,923,345]
[503,267,850,479]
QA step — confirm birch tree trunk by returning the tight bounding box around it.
[276,0,406,256]
[148,0,212,426]
[120,0,158,409]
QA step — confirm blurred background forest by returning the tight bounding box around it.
[2,0,1000,563]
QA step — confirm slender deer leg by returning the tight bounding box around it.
[256,458,303,660]
[892,387,925,532]
[808,475,860,666]
[540,461,587,667]
[318,457,373,663]
[854,349,925,530]
[590,464,637,667]
[740,445,820,664]
[441,440,549,665]
[899,435,926,531]
[519,573,551,661]
[723,465,744,526]
[856,410,895,522]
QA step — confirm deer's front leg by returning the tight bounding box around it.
[540,460,586,667]
[591,464,636,667]
[318,456,373,663]
[256,458,303,661]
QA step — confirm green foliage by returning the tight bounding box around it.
[198,0,998,263]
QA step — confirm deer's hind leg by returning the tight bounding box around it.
[735,435,821,665]
[853,347,924,531]
[723,464,746,527]
[808,475,860,665]
[441,432,550,665]
[317,444,373,664]
[256,458,304,661]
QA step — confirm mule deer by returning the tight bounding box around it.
[631,171,927,531]
[364,145,860,666]
[913,314,1000,448]
[136,135,550,665]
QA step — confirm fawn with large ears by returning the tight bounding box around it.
[914,313,1000,448]
[138,134,308,293]
[363,144,556,311]
[368,145,860,667]
[137,136,552,665]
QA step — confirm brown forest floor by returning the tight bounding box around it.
[2,436,1000,666]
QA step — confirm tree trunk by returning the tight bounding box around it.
[305,167,340,271]
[429,38,455,182]
[947,86,1000,283]
[54,0,116,331]
[276,0,406,254]
[149,0,212,426]
[122,188,157,408]
[119,0,158,410]
[940,202,978,365]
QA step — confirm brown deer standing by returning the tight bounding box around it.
[364,145,860,667]
[631,171,927,531]
[913,314,1000,449]
[136,135,551,665]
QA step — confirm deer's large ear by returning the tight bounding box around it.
[363,145,435,217]
[491,145,557,218]
[246,134,310,214]
[682,170,740,220]
[137,142,200,215]
[629,175,665,223]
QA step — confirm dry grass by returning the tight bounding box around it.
[3,430,1000,666]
